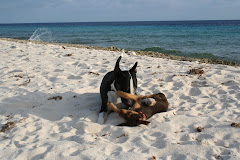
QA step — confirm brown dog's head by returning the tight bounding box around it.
[107,102,150,126]
[118,109,150,126]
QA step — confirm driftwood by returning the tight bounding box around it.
[89,71,100,76]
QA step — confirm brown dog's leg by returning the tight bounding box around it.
[107,102,120,113]
[107,102,130,120]
[117,91,141,101]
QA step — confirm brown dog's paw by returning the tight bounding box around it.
[107,102,114,108]
[116,91,124,97]
[107,102,112,105]
[107,102,112,107]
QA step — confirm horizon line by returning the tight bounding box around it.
[1,19,240,25]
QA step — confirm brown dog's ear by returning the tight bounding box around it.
[139,120,150,125]
[130,62,138,73]
[117,123,129,126]
[114,56,122,72]
[117,123,137,127]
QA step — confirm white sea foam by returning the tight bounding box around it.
[29,28,54,42]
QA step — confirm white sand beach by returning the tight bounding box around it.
[0,39,240,160]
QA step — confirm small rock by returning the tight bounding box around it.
[65,53,74,56]
[151,156,156,160]
[231,122,240,128]
[196,126,204,132]
[1,121,16,132]
[10,46,17,49]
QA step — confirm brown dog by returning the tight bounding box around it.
[107,91,169,126]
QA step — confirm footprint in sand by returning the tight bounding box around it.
[67,75,82,80]
[150,132,166,139]
[189,88,202,96]
[54,69,64,72]
[69,148,81,156]
[151,139,167,149]
[164,154,187,160]
[98,69,108,73]
[30,146,54,160]
[171,82,184,91]
[196,98,212,104]
[8,69,23,73]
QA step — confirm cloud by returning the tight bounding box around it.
[0,0,77,9]
[0,0,240,23]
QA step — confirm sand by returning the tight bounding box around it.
[0,39,240,160]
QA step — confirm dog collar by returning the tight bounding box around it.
[138,111,147,120]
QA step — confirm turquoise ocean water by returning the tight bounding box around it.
[0,20,240,63]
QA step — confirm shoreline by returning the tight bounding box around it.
[1,37,239,67]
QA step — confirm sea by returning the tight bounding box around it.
[0,20,240,63]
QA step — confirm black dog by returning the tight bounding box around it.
[98,56,138,124]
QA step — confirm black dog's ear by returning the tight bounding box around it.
[130,62,138,73]
[139,120,150,125]
[114,56,122,72]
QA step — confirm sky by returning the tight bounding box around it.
[0,0,240,23]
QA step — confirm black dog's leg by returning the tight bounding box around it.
[100,97,108,113]
[98,71,115,124]
[98,92,111,124]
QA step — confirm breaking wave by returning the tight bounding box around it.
[29,28,55,42]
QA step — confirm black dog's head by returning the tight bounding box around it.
[114,56,137,106]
